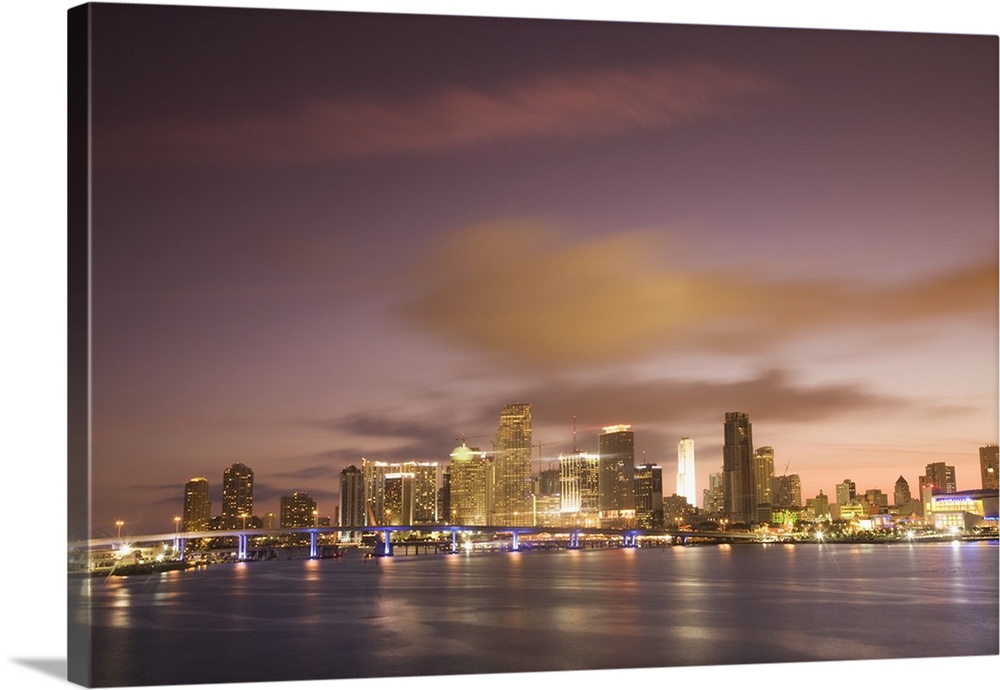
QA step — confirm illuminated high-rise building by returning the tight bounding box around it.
[280,491,317,528]
[339,464,365,528]
[559,449,600,527]
[835,479,857,506]
[362,460,438,525]
[924,462,957,495]
[598,424,636,526]
[403,462,439,523]
[704,469,725,514]
[676,438,696,505]
[980,445,999,490]
[182,477,211,532]
[493,403,533,526]
[635,463,664,528]
[222,462,254,528]
[449,444,492,525]
[361,458,388,526]
[382,474,411,526]
[752,446,774,522]
[772,474,801,509]
[723,412,754,524]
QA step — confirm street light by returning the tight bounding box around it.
[115,520,125,541]
[240,512,248,530]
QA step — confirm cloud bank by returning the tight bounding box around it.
[397,220,997,367]
[97,61,782,168]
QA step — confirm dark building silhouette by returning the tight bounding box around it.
[438,465,451,525]
[894,475,912,508]
[634,463,663,528]
[538,468,561,496]
[339,464,365,527]
[723,412,755,524]
[980,445,999,490]
[772,474,801,509]
[924,462,956,495]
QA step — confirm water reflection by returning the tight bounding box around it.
[81,543,998,687]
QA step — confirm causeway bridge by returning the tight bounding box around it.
[70,523,768,561]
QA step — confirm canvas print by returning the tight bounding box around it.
[67,2,999,688]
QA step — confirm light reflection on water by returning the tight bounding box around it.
[81,542,998,687]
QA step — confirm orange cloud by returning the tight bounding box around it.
[395,219,997,367]
[97,61,783,168]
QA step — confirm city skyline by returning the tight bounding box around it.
[133,410,995,539]
[76,2,996,539]
[4,3,997,690]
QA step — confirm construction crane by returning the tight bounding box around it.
[534,441,556,478]
[454,434,485,446]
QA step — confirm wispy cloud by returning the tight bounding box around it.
[97,61,783,168]
[297,413,461,461]
[502,369,909,432]
[396,220,997,368]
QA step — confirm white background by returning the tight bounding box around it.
[2,1,997,689]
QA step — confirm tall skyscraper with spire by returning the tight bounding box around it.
[493,403,532,526]
[723,412,755,524]
[222,462,254,528]
[676,437,696,506]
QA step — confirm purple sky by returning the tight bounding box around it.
[82,2,997,538]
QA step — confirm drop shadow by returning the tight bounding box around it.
[11,658,67,680]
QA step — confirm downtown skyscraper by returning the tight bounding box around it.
[559,449,601,526]
[598,424,636,527]
[981,445,999,490]
[676,437,696,506]
[723,412,755,524]
[752,446,775,523]
[279,491,317,528]
[182,477,211,532]
[493,403,532,526]
[923,461,957,495]
[361,460,440,526]
[339,465,365,528]
[222,462,254,528]
[635,462,664,528]
[449,443,492,525]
